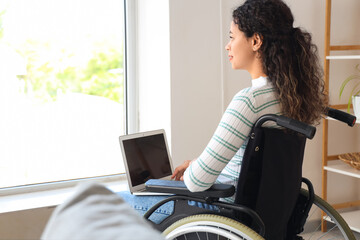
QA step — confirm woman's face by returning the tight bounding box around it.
[225,21,256,70]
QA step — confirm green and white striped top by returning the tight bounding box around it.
[183,76,282,203]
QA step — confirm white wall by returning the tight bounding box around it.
[169,0,223,166]
[0,207,54,239]
[1,0,359,239]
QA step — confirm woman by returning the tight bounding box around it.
[121,0,327,221]
[172,0,327,203]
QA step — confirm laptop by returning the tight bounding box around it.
[119,129,174,195]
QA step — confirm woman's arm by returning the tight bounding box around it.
[182,90,259,192]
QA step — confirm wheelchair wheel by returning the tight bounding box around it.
[163,214,264,240]
[298,189,356,240]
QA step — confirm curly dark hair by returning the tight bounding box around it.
[233,0,328,124]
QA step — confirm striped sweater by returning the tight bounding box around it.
[183,76,282,203]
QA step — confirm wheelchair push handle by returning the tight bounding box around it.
[325,107,356,127]
[276,116,316,139]
[254,114,316,139]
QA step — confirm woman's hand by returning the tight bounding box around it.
[171,160,193,181]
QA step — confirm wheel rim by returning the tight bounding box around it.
[298,189,356,240]
[163,214,264,240]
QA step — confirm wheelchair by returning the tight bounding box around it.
[144,108,357,240]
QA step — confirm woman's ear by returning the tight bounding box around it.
[252,33,263,51]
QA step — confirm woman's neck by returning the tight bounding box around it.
[251,73,267,79]
[248,58,267,79]
[250,70,267,80]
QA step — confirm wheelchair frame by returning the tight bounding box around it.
[144,108,356,240]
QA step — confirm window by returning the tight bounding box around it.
[0,0,126,188]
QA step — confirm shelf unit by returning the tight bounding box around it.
[322,0,360,233]
[326,55,360,60]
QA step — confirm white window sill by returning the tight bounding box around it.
[0,176,129,214]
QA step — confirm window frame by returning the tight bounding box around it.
[124,0,139,135]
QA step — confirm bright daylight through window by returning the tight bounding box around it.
[0,0,126,188]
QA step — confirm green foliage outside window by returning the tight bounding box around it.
[1,9,124,104]
[18,40,124,104]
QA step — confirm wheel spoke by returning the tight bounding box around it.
[163,214,264,240]
[298,189,355,240]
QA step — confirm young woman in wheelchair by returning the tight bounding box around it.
[171,0,327,202]
[119,0,328,224]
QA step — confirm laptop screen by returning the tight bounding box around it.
[122,133,172,187]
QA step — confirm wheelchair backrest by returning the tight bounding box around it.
[235,126,306,240]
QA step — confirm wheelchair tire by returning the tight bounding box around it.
[163,214,264,240]
[298,189,356,240]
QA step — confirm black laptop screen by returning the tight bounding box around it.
[123,134,172,186]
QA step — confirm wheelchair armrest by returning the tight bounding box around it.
[145,179,235,199]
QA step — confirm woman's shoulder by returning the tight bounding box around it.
[231,83,279,113]
[250,83,277,100]
[235,82,277,100]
